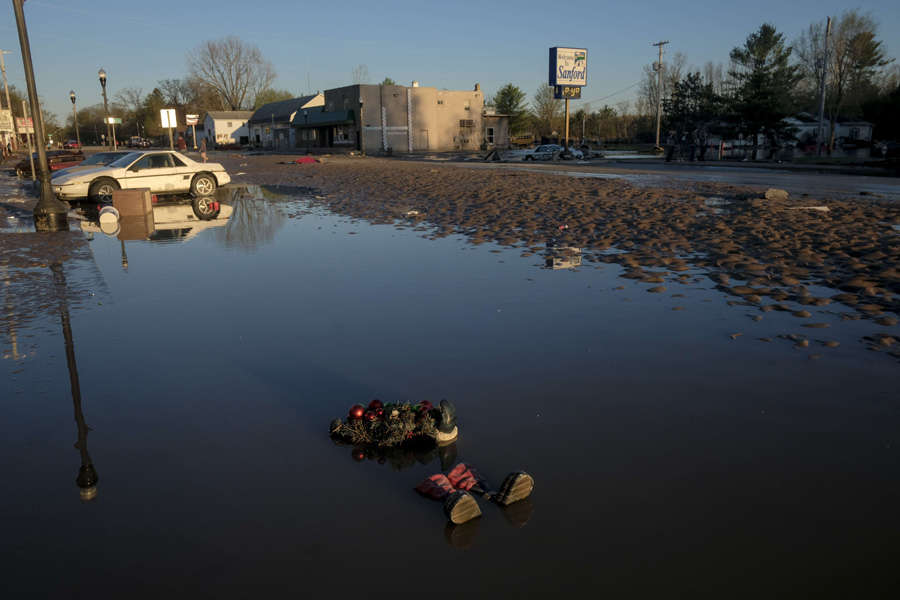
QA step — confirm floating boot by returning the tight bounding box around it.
[493,472,535,506]
[443,490,482,525]
[434,399,458,445]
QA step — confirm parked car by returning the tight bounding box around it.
[523,144,584,161]
[63,139,81,150]
[14,150,84,177]
[126,136,152,148]
[52,151,133,179]
[52,150,231,202]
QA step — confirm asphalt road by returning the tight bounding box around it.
[460,159,900,201]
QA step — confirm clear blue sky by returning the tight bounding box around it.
[2,0,898,121]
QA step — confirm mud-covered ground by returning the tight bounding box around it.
[216,154,900,357]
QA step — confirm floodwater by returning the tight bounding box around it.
[1,183,898,597]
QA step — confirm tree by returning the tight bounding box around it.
[381,77,397,86]
[664,72,724,157]
[492,83,528,133]
[352,64,369,84]
[728,24,802,157]
[531,85,562,137]
[187,36,276,110]
[253,88,295,108]
[637,51,687,116]
[795,11,893,149]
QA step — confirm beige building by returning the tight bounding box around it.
[292,82,508,153]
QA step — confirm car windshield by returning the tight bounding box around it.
[107,152,143,168]
[82,152,127,166]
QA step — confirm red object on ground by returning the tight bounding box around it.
[294,156,318,164]
[447,463,483,491]
[415,474,455,500]
[348,404,365,420]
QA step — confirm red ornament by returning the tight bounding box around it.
[368,399,384,411]
[364,410,377,422]
[348,404,365,420]
[352,448,365,461]
[375,407,384,418]
[418,400,433,412]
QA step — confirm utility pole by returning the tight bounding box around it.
[652,40,669,151]
[22,100,33,181]
[816,16,832,157]
[1,50,18,150]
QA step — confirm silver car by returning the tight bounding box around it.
[52,150,231,202]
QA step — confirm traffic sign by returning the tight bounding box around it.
[106,117,122,124]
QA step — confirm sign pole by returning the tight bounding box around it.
[111,120,117,150]
[564,98,569,151]
[191,124,196,149]
[23,100,34,181]
[168,127,174,151]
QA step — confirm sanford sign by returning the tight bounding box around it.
[549,47,588,87]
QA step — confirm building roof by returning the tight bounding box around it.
[249,95,321,124]
[292,109,355,128]
[205,111,254,121]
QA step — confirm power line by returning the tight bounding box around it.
[580,81,641,105]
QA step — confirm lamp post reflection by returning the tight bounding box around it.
[50,262,98,501]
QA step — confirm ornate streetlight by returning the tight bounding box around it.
[69,90,81,149]
[98,68,111,149]
[12,0,68,231]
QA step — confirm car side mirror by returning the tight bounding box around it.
[129,165,140,172]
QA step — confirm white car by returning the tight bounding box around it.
[523,144,584,161]
[53,150,231,202]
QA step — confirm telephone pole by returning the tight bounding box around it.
[0,50,17,150]
[652,40,669,151]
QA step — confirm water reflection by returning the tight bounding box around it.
[336,438,458,472]
[78,196,234,244]
[51,262,98,501]
[544,245,582,270]
[212,185,291,251]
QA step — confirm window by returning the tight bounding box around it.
[486,127,494,144]
[131,153,171,170]
[227,121,233,127]
[437,99,444,105]
[171,154,186,166]
[459,119,474,128]
[464,101,470,111]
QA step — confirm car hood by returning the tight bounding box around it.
[54,166,123,185]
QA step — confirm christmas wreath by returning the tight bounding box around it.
[329,399,457,447]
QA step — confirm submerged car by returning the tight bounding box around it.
[52,151,133,179]
[14,150,84,176]
[52,150,231,202]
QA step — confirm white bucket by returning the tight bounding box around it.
[98,206,120,236]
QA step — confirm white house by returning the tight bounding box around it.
[199,111,254,148]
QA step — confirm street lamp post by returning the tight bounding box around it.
[69,90,80,149]
[98,68,112,149]
[12,0,69,231]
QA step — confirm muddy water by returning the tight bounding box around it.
[1,186,898,597]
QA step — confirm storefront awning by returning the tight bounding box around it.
[292,110,355,128]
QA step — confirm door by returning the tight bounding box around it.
[122,153,176,192]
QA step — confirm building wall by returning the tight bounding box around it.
[484,115,510,149]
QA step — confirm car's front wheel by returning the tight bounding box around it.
[191,173,217,196]
[88,177,120,203]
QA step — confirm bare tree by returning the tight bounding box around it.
[187,37,276,110]
[796,11,893,148]
[637,51,687,116]
[352,64,370,84]
[532,85,562,136]
[114,87,144,114]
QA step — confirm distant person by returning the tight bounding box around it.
[200,137,208,163]
[665,132,676,162]
[177,135,186,151]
